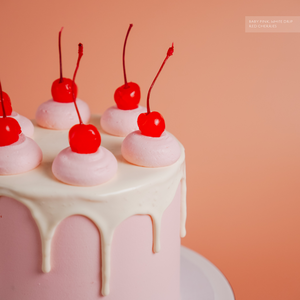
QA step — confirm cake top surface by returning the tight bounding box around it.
[0,115,185,201]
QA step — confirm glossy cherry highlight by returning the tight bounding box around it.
[114,24,141,110]
[138,43,174,138]
[68,43,101,154]
[51,27,78,103]
[0,81,21,146]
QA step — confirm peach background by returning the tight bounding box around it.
[0,0,300,299]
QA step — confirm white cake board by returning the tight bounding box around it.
[180,246,235,300]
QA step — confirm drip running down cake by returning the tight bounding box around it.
[0,114,187,300]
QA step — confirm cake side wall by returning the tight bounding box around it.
[0,187,181,300]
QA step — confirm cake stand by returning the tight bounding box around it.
[180,246,235,300]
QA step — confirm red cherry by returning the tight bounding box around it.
[137,111,165,137]
[114,24,141,110]
[0,91,12,116]
[68,43,101,154]
[0,122,20,149]
[137,43,174,138]
[0,117,21,146]
[0,81,21,146]
[69,123,101,154]
[114,82,140,110]
[51,78,78,103]
[51,28,77,103]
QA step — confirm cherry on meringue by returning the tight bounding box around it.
[0,82,21,147]
[138,43,174,138]
[114,24,141,110]
[68,43,101,154]
[51,27,78,103]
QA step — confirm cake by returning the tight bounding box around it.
[1,29,185,299]
[0,114,187,299]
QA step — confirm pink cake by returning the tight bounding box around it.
[0,115,187,299]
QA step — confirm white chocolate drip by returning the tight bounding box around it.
[0,115,186,296]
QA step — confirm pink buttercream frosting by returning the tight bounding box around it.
[100,105,147,137]
[121,130,181,167]
[0,112,34,137]
[0,134,42,175]
[35,99,90,130]
[52,146,118,186]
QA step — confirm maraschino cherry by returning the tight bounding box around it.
[51,27,78,103]
[114,24,141,110]
[137,43,174,138]
[0,89,12,116]
[0,81,21,146]
[68,43,101,154]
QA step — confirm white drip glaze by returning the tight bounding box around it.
[0,115,186,296]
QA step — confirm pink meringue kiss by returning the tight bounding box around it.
[35,99,90,130]
[0,134,43,175]
[100,105,147,137]
[52,146,118,186]
[121,130,181,167]
[1,111,34,137]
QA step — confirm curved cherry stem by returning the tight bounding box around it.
[0,81,6,118]
[72,43,83,124]
[146,43,174,114]
[59,27,64,83]
[122,24,133,88]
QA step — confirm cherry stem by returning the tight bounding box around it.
[59,27,64,83]
[72,43,84,124]
[146,43,174,114]
[0,81,6,118]
[122,24,133,88]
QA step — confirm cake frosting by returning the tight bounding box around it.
[35,98,90,129]
[52,145,118,186]
[100,105,147,136]
[0,133,42,175]
[121,130,181,167]
[0,115,186,299]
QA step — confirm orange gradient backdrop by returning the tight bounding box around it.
[1,0,300,299]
